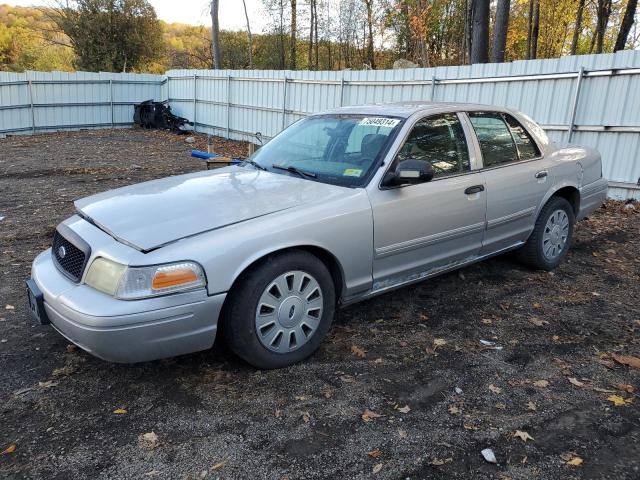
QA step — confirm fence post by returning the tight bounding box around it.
[567,66,584,143]
[193,74,197,133]
[226,75,231,139]
[430,75,437,101]
[109,79,114,128]
[339,76,345,106]
[27,79,35,134]
[282,76,288,131]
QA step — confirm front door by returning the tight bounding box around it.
[368,112,487,291]
[466,111,554,254]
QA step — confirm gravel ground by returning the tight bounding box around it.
[1,128,639,480]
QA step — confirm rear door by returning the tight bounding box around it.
[367,112,487,290]
[466,111,553,254]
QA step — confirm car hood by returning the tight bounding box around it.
[75,166,352,251]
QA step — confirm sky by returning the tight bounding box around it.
[4,0,270,32]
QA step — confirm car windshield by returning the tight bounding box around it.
[247,114,404,187]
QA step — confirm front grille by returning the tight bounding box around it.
[52,230,88,283]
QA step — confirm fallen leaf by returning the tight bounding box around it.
[615,384,634,393]
[367,448,382,458]
[611,353,640,369]
[373,357,383,364]
[301,411,311,423]
[528,317,548,327]
[38,380,58,389]
[463,423,479,430]
[533,380,549,388]
[433,338,447,347]
[66,344,77,353]
[211,459,228,471]
[398,429,408,439]
[552,335,560,341]
[372,463,383,474]
[1,444,16,455]
[361,409,383,422]
[113,408,127,414]
[489,384,502,394]
[526,401,537,411]
[482,318,493,325]
[532,302,542,309]
[428,457,453,465]
[139,432,159,449]
[339,375,355,383]
[567,456,583,466]
[448,405,461,415]
[513,430,534,442]
[275,409,282,418]
[351,345,367,358]
[607,394,632,406]
[568,377,584,388]
[396,405,411,414]
[592,387,616,393]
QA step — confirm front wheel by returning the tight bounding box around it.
[222,250,335,369]
[517,196,575,270]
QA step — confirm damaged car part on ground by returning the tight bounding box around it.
[26,102,608,368]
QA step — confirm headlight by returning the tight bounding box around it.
[85,258,206,300]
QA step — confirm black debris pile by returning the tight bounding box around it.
[133,100,193,133]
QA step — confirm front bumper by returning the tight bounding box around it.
[30,250,226,363]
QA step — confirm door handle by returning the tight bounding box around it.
[464,185,485,195]
[535,170,548,179]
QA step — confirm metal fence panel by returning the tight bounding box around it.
[1,52,639,199]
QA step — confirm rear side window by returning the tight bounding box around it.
[504,114,541,160]
[468,112,518,168]
[395,113,470,178]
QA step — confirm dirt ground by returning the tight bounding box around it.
[0,128,639,480]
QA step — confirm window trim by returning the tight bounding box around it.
[464,111,544,172]
[377,111,478,190]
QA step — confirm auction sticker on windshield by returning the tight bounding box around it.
[343,168,363,177]
[359,117,401,128]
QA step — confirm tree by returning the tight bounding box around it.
[592,0,612,54]
[290,0,296,68]
[242,0,253,67]
[527,0,540,59]
[47,0,162,72]
[470,0,489,63]
[570,0,586,55]
[364,0,375,68]
[614,0,637,51]
[492,0,510,62]
[210,0,222,68]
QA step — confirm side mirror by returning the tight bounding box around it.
[383,159,435,187]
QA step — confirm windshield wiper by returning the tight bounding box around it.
[272,164,317,179]
[242,159,268,171]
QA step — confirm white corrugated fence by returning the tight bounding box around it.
[1,51,639,199]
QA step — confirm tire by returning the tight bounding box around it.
[517,196,575,270]
[222,250,336,369]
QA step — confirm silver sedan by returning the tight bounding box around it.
[26,102,608,368]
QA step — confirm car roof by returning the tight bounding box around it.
[318,101,505,119]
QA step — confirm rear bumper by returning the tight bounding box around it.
[578,178,608,220]
[31,250,225,363]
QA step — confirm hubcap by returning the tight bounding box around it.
[542,209,570,260]
[255,271,323,353]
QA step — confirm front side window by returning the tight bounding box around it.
[249,115,403,187]
[468,112,519,168]
[393,113,470,179]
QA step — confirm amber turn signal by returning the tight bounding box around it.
[152,268,199,290]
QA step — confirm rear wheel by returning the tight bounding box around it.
[517,196,575,270]
[222,250,335,369]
